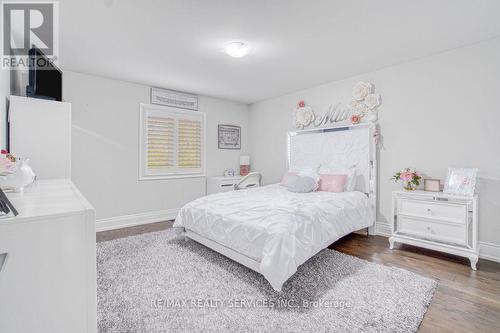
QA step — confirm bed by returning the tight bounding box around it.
[174,124,377,291]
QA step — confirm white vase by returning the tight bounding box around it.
[0,159,36,193]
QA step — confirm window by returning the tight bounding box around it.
[140,104,205,179]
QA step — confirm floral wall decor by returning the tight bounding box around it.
[293,100,315,129]
[348,82,382,124]
[293,82,382,129]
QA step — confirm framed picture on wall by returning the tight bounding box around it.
[151,87,198,111]
[218,125,241,149]
[443,167,478,197]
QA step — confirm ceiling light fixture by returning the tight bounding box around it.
[224,41,250,58]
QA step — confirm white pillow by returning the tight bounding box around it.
[297,168,320,183]
[288,165,320,184]
[318,166,357,191]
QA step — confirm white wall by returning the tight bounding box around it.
[0,69,10,149]
[63,71,249,221]
[249,37,500,251]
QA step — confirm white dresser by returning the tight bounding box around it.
[206,175,243,195]
[389,190,478,269]
[0,180,96,333]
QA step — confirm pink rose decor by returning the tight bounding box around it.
[350,114,361,124]
[392,168,422,191]
[0,152,16,175]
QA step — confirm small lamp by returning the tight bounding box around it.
[239,155,250,176]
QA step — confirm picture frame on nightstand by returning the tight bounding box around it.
[443,167,478,197]
[424,179,440,192]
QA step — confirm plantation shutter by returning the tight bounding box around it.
[147,116,174,169]
[177,119,202,169]
[140,104,205,179]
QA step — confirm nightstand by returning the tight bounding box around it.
[206,176,243,195]
[389,190,479,270]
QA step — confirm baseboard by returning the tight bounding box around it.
[96,208,179,232]
[479,241,500,263]
[375,221,391,237]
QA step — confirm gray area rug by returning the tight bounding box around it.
[97,229,437,332]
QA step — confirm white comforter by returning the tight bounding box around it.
[173,184,373,291]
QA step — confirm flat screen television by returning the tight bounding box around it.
[26,47,62,101]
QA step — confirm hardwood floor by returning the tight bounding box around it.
[97,222,500,333]
[330,234,500,333]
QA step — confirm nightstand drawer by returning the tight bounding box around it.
[206,176,243,195]
[398,199,467,224]
[218,181,237,191]
[397,216,467,246]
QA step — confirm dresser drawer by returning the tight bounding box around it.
[397,216,467,246]
[398,199,467,224]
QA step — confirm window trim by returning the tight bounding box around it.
[139,103,206,180]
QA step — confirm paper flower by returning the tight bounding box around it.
[347,100,367,115]
[364,93,381,110]
[352,82,372,101]
[350,114,361,124]
[295,106,315,128]
[348,100,360,109]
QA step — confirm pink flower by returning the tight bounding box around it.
[0,157,14,174]
[400,172,413,182]
[298,100,305,108]
[350,114,361,124]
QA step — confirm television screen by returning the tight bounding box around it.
[27,47,62,102]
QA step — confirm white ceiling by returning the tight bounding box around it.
[59,0,500,104]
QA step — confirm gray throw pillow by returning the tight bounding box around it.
[285,175,318,193]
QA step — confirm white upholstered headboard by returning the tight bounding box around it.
[287,124,376,195]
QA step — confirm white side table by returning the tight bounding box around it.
[389,190,479,270]
[206,175,243,195]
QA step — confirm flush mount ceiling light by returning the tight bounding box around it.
[224,41,250,58]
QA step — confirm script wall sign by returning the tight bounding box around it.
[293,82,382,129]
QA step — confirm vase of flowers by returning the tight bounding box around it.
[0,151,36,193]
[392,168,421,191]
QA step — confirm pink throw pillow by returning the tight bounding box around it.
[318,174,347,193]
[280,171,298,185]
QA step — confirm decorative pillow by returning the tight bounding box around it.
[297,168,320,183]
[318,174,347,193]
[318,166,357,191]
[280,171,298,185]
[285,176,318,193]
[281,165,320,186]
